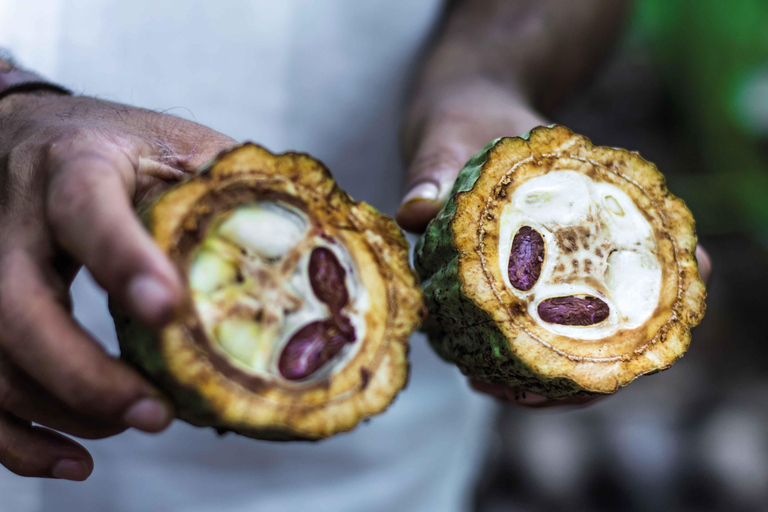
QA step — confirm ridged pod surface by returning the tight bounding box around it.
[111,144,424,440]
[415,126,706,398]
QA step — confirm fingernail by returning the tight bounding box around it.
[123,397,172,432]
[52,459,91,481]
[127,275,175,325]
[401,182,440,205]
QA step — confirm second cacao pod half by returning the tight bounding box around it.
[415,125,706,398]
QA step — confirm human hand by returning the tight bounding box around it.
[0,91,236,480]
[396,81,713,408]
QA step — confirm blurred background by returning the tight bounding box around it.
[475,2,768,511]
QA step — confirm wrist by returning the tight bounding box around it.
[0,70,71,101]
[402,78,545,163]
[0,56,71,115]
[0,61,72,144]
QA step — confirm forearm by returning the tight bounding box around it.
[406,0,631,143]
[398,0,631,233]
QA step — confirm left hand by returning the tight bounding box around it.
[396,82,713,408]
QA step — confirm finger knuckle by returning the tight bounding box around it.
[46,170,100,228]
[2,453,41,477]
[60,383,110,419]
[5,138,39,185]
[44,129,102,167]
[55,363,108,415]
[179,138,235,172]
[0,376,12,415]
[0,426,9,471]
[0,437,23,477]
[0,419,37,477]
[0,251,38,341]
[0,366,22,415]
[71,219,132,278]
[149,119,233,173]
[58,367,135,421]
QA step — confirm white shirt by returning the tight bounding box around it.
[0,1,496,511]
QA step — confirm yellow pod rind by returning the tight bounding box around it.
[112,143,424,440]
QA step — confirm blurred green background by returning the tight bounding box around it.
[641,0,768,243]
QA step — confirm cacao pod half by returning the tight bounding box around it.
[112,144,424,440]
[415,125,706,398]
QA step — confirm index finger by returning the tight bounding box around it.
[45,142,182,327]
[396,94,546,233]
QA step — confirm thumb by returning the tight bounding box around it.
[395,120,480,233]
[396,99,546,234]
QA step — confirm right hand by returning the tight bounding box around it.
[396,81,714,409]
[0,91,236,480]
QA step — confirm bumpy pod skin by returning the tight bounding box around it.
[111,144,424,440]
[415,126,706,398]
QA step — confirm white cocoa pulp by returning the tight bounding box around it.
[498,171,661,340]
[188,201,368,382]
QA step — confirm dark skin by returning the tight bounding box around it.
[0,0,710,481]
[0,92,236,480]
[396,0,634,231]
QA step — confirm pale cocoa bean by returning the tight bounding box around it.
[508,226,545,291]
[537,296,609,326]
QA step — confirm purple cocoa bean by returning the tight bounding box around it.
[278,318,356,381]
[309,247,349,311]
[537,296,610,326]
[508,226,545,291]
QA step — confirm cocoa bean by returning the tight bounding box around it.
[309,247,349,311]
[278,317,356,380]
[508,226,545,291]
[537,296,609,326]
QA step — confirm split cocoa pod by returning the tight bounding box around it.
[415,125,706,398]
[111,144,424,440]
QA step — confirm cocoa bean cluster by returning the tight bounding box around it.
[278,247,356,380]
